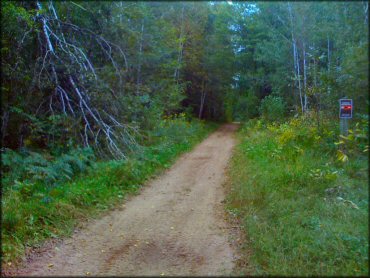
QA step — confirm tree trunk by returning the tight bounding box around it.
[327,35,331,96]
[313,53,321,132]
[198,79,207,119]
[364,2,369,25]
[136,18,145,95]
[1,110,9,145]
[293,41,304,114]
[303,42,307,112]
[174,4,185,83]
[288,2,304,114]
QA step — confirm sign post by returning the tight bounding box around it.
[339,99,352,136]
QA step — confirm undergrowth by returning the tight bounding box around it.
[227,115,368,276]
[1,115,218,265]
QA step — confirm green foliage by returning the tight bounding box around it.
[227,90,260,122]
[228,116,368,275]
[1,1,35,36]
[149,113,207,145]
[224,95,234,123]
[1,147,94,190]
[2,1,367,154]
[259,95,285,122]
[232,2,368,116]
[1,118,217,264]
[333,114,368,164]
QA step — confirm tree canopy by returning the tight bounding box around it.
[1,1,368,158]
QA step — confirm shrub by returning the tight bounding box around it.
[1,147,95,190]
[259,95,285,122]
[149,113,206,145]
[234,91,260,121]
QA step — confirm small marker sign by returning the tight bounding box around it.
[339,99,352,119]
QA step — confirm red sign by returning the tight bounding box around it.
[339,99,352,118]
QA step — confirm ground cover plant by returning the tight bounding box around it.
[227,115,368,276]
[1,115,217,264]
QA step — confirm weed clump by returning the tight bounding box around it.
[227,115,368,276]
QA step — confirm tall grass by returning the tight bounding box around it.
[227,115,368,276]
[1,116,218,265]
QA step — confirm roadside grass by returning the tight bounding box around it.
[227,116,368,276]
[1,117,218,265]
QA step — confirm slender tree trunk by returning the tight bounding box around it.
[291,41,297,109]
[313,54,321,132]
[119,2,123,24]
[294,42,304,113]
[327,35,330,73]
[288,2,304,114]
[303,42,307,112]
[316,93,321,132]
[199,79,207,119]
[327,35,331,96]
[136,18,144,95]
[1,111,9,145]
[364,2,369,25]
[174,5,185,83]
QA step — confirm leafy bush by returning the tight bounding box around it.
[335,114,369,157]
[1,147,95,190]
[259,95,285,122]
[224,90,260,122]
[148,113,207,145]
[233,91,260,121]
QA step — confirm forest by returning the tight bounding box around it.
[1,1,369,276]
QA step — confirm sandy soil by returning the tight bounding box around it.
[13,124,239,276]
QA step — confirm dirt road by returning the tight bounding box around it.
[15,124,239,276]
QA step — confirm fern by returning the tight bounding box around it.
[1,147,95,190]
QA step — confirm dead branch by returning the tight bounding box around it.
[34,1,136,159]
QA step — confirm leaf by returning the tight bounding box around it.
[334,140,345,145]
[344,200,359,209]
[336,150,348,162]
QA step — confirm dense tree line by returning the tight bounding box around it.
[1,1,368,158]
[230,2,368,121]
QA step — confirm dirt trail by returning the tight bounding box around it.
[15,124,239,276]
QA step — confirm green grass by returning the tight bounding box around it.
[1,117,218,265]
[227,116,368,276]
